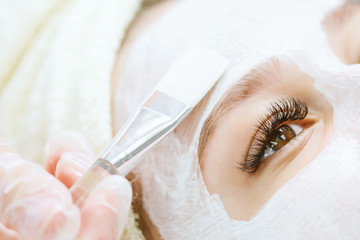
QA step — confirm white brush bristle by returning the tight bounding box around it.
[156,46,229,107]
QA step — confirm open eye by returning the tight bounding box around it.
[263,123,302,159]
[240,97,308,174]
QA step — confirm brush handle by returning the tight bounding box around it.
[70,159,118,207]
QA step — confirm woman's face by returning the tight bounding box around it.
[113,0,360,237]
[196,2,360,220]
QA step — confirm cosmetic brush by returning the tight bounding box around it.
[70,46,228,206]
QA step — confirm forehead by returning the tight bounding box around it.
[121,0,343,104]
[136,0,340,57]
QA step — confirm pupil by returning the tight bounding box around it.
[269,124,296,151]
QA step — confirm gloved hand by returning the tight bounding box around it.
[0,131,132,240]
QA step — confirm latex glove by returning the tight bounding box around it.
[45,130,97,188]
[0,133,131,240]
[45,130,132,238]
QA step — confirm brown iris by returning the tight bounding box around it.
[268,124,296,151]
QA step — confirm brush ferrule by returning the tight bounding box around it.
[100,90,191,176]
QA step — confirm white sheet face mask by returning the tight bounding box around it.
[115,0,360,239]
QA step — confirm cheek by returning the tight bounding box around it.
[201,126,244,195]
[200,105,256,195]
[201,136,253,220]
[200,108,263,220]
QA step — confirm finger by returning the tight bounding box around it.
[0,153,81,240]
[44,130,95,175]
[77,175,132,240]
[0,223,19,240]
[55,152,94,188]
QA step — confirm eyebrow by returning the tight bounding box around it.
[197,59,280,163]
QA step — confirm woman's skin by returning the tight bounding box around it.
[200,61,334,221]
[111,1,359,239]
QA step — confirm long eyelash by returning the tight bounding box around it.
[238,97,308,174]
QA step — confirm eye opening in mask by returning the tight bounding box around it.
[238,97,310,174]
